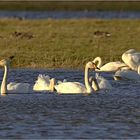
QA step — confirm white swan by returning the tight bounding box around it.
[54,61,99,94]
[114,65,140,81]
[122,49,140,71]
[0,58,31,96]
[89,73,112,90]
[93,57,130,72]
[33,74,55,92]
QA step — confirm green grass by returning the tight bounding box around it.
[0,1,140,11]
[0,18,140,69]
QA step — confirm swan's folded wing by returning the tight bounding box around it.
[55,82,86,94]
[7,82,30,93]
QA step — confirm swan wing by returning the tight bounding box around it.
[100,61,127,72]
[7,82,30,93]
[96,75,112,89]
[114,69,140,81]
[55,82,86,94]
[122,50,140,71]
[131,53,140,64]
[33,74,50,91]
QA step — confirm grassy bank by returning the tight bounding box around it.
[0,18,140,69]
[0,1,140,11]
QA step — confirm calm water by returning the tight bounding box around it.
[0,69,139,139]
[1,11,140,19]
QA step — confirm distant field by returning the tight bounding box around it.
[0,18,140,69]
[0,1,140,11]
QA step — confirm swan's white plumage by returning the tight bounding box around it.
[55,82,86,94]
[95,73,112,89]
[54,61,98,94]
[93,57,129,72]
[7,82,30,93]
[33,74,52,91]
[114,66,140,81]
[0,58,31,95]
[90,74,112,90]
[122,49,140,71]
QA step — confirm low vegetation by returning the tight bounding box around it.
[0,18,140,69]
[0,1,140,11]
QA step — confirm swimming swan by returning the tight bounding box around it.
[122,49,140,71]
[114,65,140,81]
[0,58,31,96]
[89,73,112,90]
[54,62,99,94]
[33,74,55,92]
[93,57,129,72]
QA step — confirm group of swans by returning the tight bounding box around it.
[91,49,140,81]
[0,57,106,95]
[0,57,55,96]
[0,48,139,96]
[113,49,140,81]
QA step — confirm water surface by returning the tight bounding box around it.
[1,11,140,19]
[0,69,139,139]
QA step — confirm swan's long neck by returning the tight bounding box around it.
[49,78,55,92]
[138,65,140,75]
[1,65,8,96]
[93,57,102,68]
[84,65,92,93]
[92,78,100,91]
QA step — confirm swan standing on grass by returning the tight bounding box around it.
[93,57,130,72]
[122,49,140,71]
[33,74,55,92]
[114,65,140,81]
[54,61,100,94]
[0,57,31,96]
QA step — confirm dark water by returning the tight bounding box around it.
[1,11,140,19]
[0,69,140,139]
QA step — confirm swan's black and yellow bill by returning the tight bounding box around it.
[92,62,100,70]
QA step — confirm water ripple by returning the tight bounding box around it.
[0,69,139,139]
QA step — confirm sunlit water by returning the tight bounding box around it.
[0,69,139,139]
[1,11,140,19]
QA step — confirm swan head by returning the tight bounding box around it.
[86,62,100,70]
[0,59,9,67]
[0,56,14,67]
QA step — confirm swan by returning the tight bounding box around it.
[0,58,31,96]
[89,73,112,90]
[122,49,140,71]
[93,57,130,72]
[33,74,55,92]
[54,61,100,94]
[114,65,140,81]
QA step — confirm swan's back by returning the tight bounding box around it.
[55,82,87,94]
[96,74,112,89]
[33,74,51,91]
[122,49,140,71]
[7,82,30,93]
[114,69,140,81]
[100,61,127,72]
